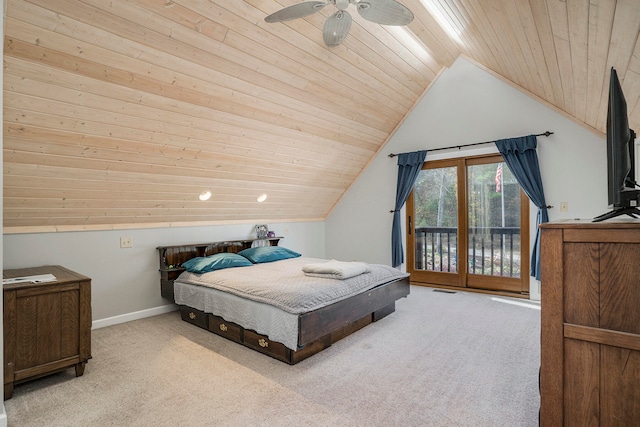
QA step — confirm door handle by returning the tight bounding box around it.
[408,215,412,235]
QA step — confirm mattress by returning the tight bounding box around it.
[174,257,408,350]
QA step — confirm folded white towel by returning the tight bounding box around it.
[302,260,370,280]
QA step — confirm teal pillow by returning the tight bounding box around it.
[181,252,252,274]
[238,246,301,264]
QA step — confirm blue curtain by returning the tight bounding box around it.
[392,150,427,268]
[494,135,548,280]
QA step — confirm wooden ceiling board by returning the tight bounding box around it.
[4,0,640,232]
[584,0,617,129]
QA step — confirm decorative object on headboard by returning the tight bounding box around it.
[255,224,269,239]
[157,237,282,301]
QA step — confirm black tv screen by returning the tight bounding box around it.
[594,68,640,222]
[607,68,634,206]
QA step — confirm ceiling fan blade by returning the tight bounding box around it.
[264,1,328,23]
[323,10,353,47]
[356,0,414,26]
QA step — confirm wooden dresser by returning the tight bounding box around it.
[539,220,640,425]
[3,265,92,399]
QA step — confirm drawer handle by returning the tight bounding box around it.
[188,312,196,320]
[219,323,228,332]
[258,338,269,348]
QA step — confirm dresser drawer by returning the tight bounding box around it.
[208,315,243,343]
[243,330,292,363]
[179,306,208,329]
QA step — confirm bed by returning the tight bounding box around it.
[157,238,410,364]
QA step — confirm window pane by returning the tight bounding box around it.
[413,167,458,272]
[467,162,521,278]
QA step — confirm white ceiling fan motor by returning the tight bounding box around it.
[334,0,350,10]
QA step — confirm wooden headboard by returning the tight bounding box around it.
[157,237,281,301]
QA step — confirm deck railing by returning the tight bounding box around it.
[414,227,458,273]
[414,226,521,277]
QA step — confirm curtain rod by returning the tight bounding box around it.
[387,131,554,158]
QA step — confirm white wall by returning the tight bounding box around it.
[326,57,607,299]
[3,222,325,325]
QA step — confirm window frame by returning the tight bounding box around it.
[406,153,530,295]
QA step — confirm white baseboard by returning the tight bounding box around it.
[92,304,178,330]
[529,277,541,301]
[0,403,6,427]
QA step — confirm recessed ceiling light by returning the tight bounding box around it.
[257,193,267,202]
[199,191,211,201]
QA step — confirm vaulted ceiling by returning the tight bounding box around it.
[4,0,640,233]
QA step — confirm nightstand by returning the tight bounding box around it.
[3,265,92,399]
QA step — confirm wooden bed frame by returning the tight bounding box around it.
[157,238,410,364]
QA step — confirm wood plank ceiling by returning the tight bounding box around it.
[4,0,640,232]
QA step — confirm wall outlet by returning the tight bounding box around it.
[560,202,568,212]
[120,237,133,248]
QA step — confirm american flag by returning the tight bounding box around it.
[495,163,502,192]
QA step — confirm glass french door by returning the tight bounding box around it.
[406,154,530,294]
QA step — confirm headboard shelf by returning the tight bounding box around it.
[157,237,282,301]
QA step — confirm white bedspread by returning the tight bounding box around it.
[174,281,300,349]
[175,257,408,315]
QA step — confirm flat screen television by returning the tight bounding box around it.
[593,67,640,222]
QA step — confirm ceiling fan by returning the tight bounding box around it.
[264,0,414,47]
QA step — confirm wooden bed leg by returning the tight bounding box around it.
[372,302,395,321]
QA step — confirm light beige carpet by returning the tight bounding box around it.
[4,285,541,426]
